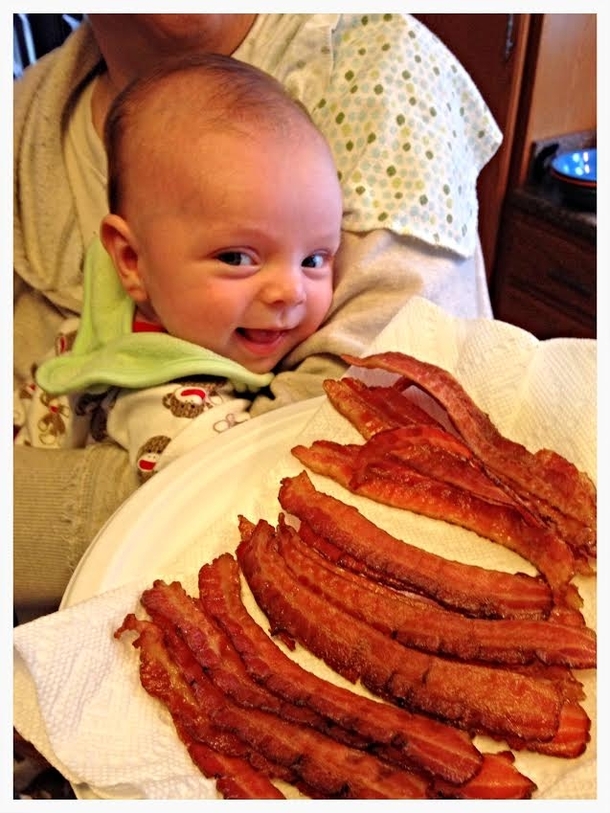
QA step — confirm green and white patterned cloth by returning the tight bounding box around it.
[236,13,502,257]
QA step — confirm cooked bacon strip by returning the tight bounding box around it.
[237,518,585,748]
[527,503,595,573]
[298,519,411,591]
[362,460,578,596]
[362,380,448,429]
[237,517,590,749]
[123,597,435,797]
[432,751,536,800]
[159,611,416,799]
[199,551,483,786]
[279,471,555,620]
[360,425,523,507]
[504,701,591,758]
[357,425,586,585]
[116,613,246,757]
[185,740,285,800]
[209,702,431,799]
[372,441,595,578]
[274,516,596,669]
[299,518,589,633]
[114,614,287,799]
[342,351,597,560]
[323,379,395,437]
[512,663,585,703]
[370,423,474,457]
[292,439,577,595]
[140,579,352,738]
[141,610,332,797]
[146,580,431,798]
[323,377,444,439]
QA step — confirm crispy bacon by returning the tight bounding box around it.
[165,588,434,796]
[496,662,585,706]
[199,551,483,786]
[127,589,437,797]
[353,453,578,595]
[323,377,444,438]
[114,614,287,799]
[278,471,556,620]
[165,620,324,792]
[359,425,524,507]
[504,701,591,758]
[298,518,411,589]
[114,350,596,795]
[139,579,347,737]
[138,606,350,799]
[209,703,431,799]
[273,516,596,669]
[237,516,592,750]
[322,379,394,437]
[291,440,577,596]
[185,740,285,800]
[432,751,536,800]
[342,352,596,561]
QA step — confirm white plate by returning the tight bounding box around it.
[61,397,322,608]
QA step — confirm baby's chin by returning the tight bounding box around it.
[238,354,282,376]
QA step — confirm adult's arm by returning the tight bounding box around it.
[13,442,139,623]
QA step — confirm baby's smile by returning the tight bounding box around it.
[237,327,288,345]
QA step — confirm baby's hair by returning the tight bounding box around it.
[104,52,316,213]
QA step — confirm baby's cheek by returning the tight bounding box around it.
[318,286,335,324]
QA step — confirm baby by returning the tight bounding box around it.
[15,53,342,480]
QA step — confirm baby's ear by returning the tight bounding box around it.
[100,214,148,303]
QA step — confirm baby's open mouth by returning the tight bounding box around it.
[238,328,287,345]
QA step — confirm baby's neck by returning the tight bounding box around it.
[132,308,166,334]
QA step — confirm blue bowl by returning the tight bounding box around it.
[550,148,597,187]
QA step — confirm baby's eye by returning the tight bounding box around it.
[215,251,255,266]
[301,253,325,269]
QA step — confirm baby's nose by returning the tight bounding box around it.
[260,266,306,305]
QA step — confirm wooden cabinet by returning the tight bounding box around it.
[414,14,597,340]
[492,204,595,339]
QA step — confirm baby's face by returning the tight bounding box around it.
[123,124,342,374]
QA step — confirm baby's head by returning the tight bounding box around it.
[101,53,343,374]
